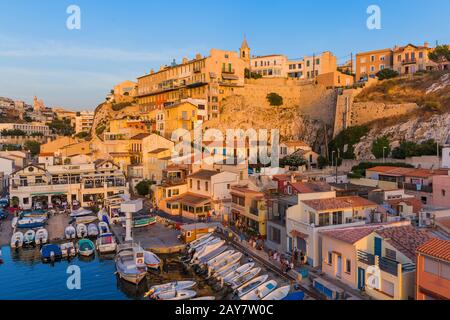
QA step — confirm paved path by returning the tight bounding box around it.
[0,215,13,247]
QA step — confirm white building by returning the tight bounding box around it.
[442,147,450,169]
[0,123,51,136]
[75,111,95,134]
[0,157,14,192]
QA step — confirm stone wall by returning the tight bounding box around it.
[0,135,53,145]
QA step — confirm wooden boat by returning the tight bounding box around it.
[41,244,62,262]
[10,231,24,248]
[144,251,161,270]
[98,221,110,235]
[65,225,76,239]
[145,281,196,297]
[222,262,255,282]
[229,267,262,288]
[87,223,99,237]
[75,215,97,225]
[191,296,216,300]
[192,240,225,263]
[133,215,156,228]
[23,229,36,246]
[262,285,291,301]
[115,243,147,284]
[154,290,197,300]
[240,280,278,300]
[60,242,77,258]
[210,252,242,271]
[96,233,117,254]
[196,245,228,266]
[214,262,240,279]
[34,228,48,245]
[236,275,269,298]
[76,224,88,238]
[16,217,46,229]
[77,239,95,257]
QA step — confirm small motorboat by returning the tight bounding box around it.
[222,262,255,282]
[16,217,46,229]
[192,240,225,263]
[65,225,76,239]
[75,215,97,225]
[60,242,77,258]
[210,252,242,272]
[21,210,47,219]
[70,208,93,218]
[10,231,24,248]
[87,223,99,237]
[262,285,291,301]
[98,221,110,235]
[34,228,48,245]
[41,244,62,262]
[206,250,235,267]
[189,236,217,254]
[133,215,156,228]
[96,233,117,254]
[145,281,197,297]
[191,296,216,300]
[187,232,212,248]
[153,290,197,300]
[240,280,278,300]
[115,243,147,284]
[229,267,262,288]
[214,262,240,279]
[23,229,36,246]
[144,251,161,270]
[97,209,110,224]
[196,245,228,265]
[236,275,269,298]
[78,239,95,257]
[76,224,88,238]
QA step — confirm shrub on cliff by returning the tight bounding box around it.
[392,139,440,159]
[112,101,132,111]
[328,125,370,159]
[375,69,399,80]
[266,92,283,106]
[371,136,391,159]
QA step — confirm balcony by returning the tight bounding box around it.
[222,69,235,74]
[399,182,433,193]
[357,250,416,276]
[249,207,259,216]
[402,59,417,65]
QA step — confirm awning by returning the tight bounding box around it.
[290,230,309,239]
[166,193,210,206]
[31,192,66,196]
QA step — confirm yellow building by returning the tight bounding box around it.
[136,40,248,120]
[160,101,199,140]
[316,70,354,88]
[356,48,393,81]
[393,43,434,75]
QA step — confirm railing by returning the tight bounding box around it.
[249,207,259,216]
[222,69,235,74]
[399,182,433,193]
[402,59,417,65]
[357,250,416,276]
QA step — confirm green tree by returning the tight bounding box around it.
[266,93,283,106]
[24,140,41,156]
[328,125,370,159]
[47,118,74,136]
[375,69,399,80]
[74,131,90,139]
[135,180,154,197]
[371,136,391,159]
[280,154,307,168]
[428,45,450,70]
[317,155,329,169]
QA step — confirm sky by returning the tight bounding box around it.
[1,0,450,110]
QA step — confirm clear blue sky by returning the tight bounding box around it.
[1,0,449,110]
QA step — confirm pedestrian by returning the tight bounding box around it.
[299,250,305,265]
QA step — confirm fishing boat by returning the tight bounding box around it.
[96,233,117,254]
[23,230,36,246]
[75,215,97,225]
[133,215,156,228]
[222,262,255,282]
[144,251,161,270]
[262,285,291,301]
[60,242,77,258]
[41,244,62,262]
[153,290,197,300]
[98,221,110,235]
[76,224,88,238]
[115,243,147,284]
[65,225,76,239]
[210,252,242,272]
[213,262,240,279]
[187,234,214,251]
[235,275,269,298]
[16,217,46,229]
[191,296,216,300]
[191,239,225,263]
[229,267,262,288]
[196,245,228,265]
[145,281,197,297]
[10,232,24,248]
[87,223,99,237]
[77,239,95,257]
[240,280,278,300]
[21,210,47,219]
[206,250,235,267]
[188,236,216,253]
[70,208,93,218]
[34,228,48,245]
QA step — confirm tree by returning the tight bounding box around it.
[280,154,307,168]
[74,131,90,139]
[371,136,391,159]
[392,139,439,159]
[1,129,26,136]
[328,125,370,159]
[24,140,41,156]
[376,69,399,80]
[266,93,283,106]
[317,155,329,169]
[428,45,450,70]
[47,118,74,136]
[135,180,154,197]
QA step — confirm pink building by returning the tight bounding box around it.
[432,173,450,207]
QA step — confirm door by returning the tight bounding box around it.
[336,255,342,278]
[357,267,365,290]
[374,237,382,257]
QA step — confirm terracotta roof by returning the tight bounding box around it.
[302,196,377,211]
[386,198,423,214]
[289,182,331,193]
[148,147,169,154]
[367,166,448,178]
[321,225,385,244]
[231,186,264,196]
[187,169,220,180]
[375,225,433,261]
[39,152,54,157]
[416,238,450,262]
[166,192,210,206]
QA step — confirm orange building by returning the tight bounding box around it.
[356,48,393,81]
[416,238,450,300]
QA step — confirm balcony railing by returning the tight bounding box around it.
[249,207,259,216]
[222,69,235,74]
[357,250,416,276]
[402,58,417,65]
[399,182,433,193]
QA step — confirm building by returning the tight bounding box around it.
[416,238,450,300]
[432,173,450,207]
[0,123,51,136]
[74,111,95,134]
[0,157,14,192]
[9,160,128,209]
[230,185,267,237]
[137,41,248,120]
[0,151,28,169]
[286,191,379,266]
[393,43,434,75]
[356,48,393,81]
[158,101,200,139]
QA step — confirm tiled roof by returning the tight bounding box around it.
[375,225,433,261]
[385,198,423,214]
[302,196,377,211]
[367,166,448,178]
[321,225,385,244]
[290,182,331,193]
[416,238,450,262]
[166,192,210,206]
[187,169,220,180]
[130,133,150,140]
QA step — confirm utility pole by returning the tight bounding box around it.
[350,53,353,75]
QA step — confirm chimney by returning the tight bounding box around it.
[195,53,202,60]
[182,58,188,64]
[424,42,429,48]
[150,69,154,74]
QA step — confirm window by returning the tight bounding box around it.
[309,212,315,225]
[380,55,385,61]
[328,252,333,264]
[270,227,281,244]
[371,55,375,62]
[197,180,200,190]
[189,179,193,188]
[424,257,439,276]
[370,65,376,72]
[380,64,385,70]
[442,189,446,197]
[385,248,397,261]
[319,213,330,226]
[381,279,395,297]
[332,211,343,224]
[205,181,209,192]
[23,197,29,204]
[346,259,351,274]
[227,184,230,190]
[419,52,423,59]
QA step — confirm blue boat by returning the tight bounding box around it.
[16,217,46,229]
[41,244,62,262]
[282,291,305,300]
[0,209,8,220]
[21,210,47,218]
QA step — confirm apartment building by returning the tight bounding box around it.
[0,123,51,136]
[356,48,393,81]
[74,111,95,134]
[393,43,434,75]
